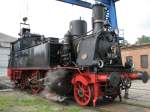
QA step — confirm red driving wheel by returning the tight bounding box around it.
[74,81,92,106]
[20,79,26,90]
[20,79,27,90]
[30,71,43,94]
[31,86,41,94]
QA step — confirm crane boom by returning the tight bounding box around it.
[56,0,119,28]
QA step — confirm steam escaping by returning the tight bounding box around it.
[44,70,68,93]
[42,69,73,102]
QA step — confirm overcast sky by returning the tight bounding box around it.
[0,0,150,44]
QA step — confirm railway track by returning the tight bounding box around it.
[130,87,150,91]
[0,77,150,112]
[120,100,150,109]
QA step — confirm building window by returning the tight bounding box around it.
[126,56,133,62]
[141,55,148,68]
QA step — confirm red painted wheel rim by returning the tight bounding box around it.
[20,79,27,90]
[74,82,91,106]
[30,71,42,94]
[30,78,42,94]
[31,86,41,94]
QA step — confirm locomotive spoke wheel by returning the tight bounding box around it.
[31,85,42,94]
[13,80,20,89]
[30,78,43,94]
[30,71,44,94]
[20,79,27,90]
[20,81,25,90]
[74,82,92,106]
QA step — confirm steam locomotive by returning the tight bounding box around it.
[8,4,148,106]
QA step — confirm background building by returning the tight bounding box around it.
[121,44,150,76]
[0,33,16,76]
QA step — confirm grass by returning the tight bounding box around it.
[0,91,108,112]
[0,96,15,111]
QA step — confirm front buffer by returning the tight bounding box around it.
[72,71,149,106]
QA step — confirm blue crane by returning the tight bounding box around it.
[56,0,119,29]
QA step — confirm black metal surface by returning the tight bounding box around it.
[75,31,122,67]
[67,4,122,68]
[70,20,87,36]
[13,34,43,51]
[92,4,105,33]
[9,3,124,72]
[9,37,61,68]
[109,72,120,87]
[76,34,97,66]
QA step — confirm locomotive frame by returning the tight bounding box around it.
[7,4,149,107]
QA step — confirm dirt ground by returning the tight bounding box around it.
[0,77,150,112]
[99,80,150,112]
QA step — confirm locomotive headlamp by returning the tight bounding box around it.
[80,53,88,60]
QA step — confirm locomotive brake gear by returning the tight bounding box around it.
[124,88,129,99]
[120,77,131,90]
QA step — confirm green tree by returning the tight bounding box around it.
[120,39,130,47]
[135,35,150,44]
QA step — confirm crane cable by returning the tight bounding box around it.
[19,0,29,21]
[25,0,29,20]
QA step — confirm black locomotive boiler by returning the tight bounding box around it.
[8,4,148,106]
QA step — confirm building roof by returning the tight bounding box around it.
[0,33,17,43]
[121,43,150,50]
[0,33,17,48]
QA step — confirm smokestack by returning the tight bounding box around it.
[92,4,106,33]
